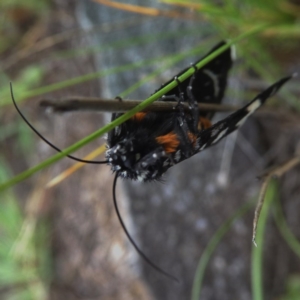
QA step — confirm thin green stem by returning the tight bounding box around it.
[0,23,271,192]
[191,200,252,300]
[274,197,300,257]
[251,178,276,300]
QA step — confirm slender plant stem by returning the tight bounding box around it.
[0,23,271,192]
[40,98,239,113]
[251,179,276,300]
[191,200,252,300]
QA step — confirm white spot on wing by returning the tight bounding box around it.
[163,160,170,167]
[212,129,227,144]
[230,44,237,61]
[236,115,249,127]
[174,150,181,162]
[152,171,158,178]
[247,99,261,113]
[236,99,262,127]
[203,69,220,97]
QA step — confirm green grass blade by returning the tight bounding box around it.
[191,200,252,300]
[251,179,277,300]
[0,23,271,192]
[55,27,207,60]
[274,197,300,257]
[1,57,168,107]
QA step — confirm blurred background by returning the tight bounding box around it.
[1,1,300,299]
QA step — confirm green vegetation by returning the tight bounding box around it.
[0,0,299,299]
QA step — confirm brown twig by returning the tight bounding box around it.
[40,97,240,113]
[2,17,145,71]
[252,151,300,245]
[252,176,271,246]
[93,0,196,20]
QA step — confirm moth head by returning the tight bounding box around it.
[106,138,168,181]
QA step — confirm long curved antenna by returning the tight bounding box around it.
[112,173,179,282]
[10,83,107,164]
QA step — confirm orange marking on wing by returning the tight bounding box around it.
[187,132,197,147]
[156,132,180,153]
[198,117,212,130]
[132,112,147,121]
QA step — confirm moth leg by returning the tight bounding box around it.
[186,64,200,133]
[162,77,195,157]
[108,96,124,143]
[175,76,200,157]
[161,76,187,123]
[111,96,123,121]
[115,96,123,102]
[175,76,198,157]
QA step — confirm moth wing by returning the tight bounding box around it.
[197,76,292,150]
[157,41,235,117]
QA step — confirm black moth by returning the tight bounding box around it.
[11,41,292,281]
[107,41,291,182]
